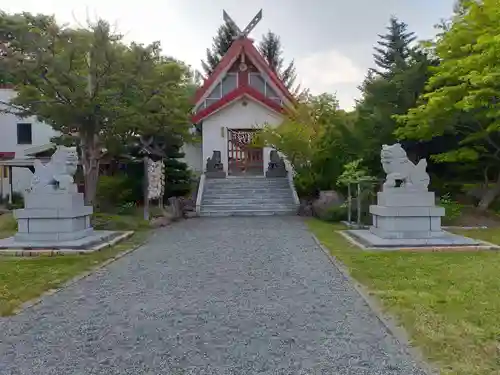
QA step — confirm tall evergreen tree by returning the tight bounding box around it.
[163,139,192,199]
[258,30,297,90]
[201,22,239,76]
[355,17,437,174]
[201,24,298,91]
[371,16,417,77]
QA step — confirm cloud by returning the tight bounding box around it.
[295,49,365,109]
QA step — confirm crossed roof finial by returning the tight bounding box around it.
[223,9,263,39]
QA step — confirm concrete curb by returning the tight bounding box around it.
[0,231,135,256]
[339,230,500,252]
[10,231,152,316]
[310,233,438,375]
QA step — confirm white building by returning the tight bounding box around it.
[0,87,58,199]
[185,34,294,177]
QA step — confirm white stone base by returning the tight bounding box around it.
[13,191,94,242]
[369,189,446,240]
[0,231,127,252]
[345,229,483,249]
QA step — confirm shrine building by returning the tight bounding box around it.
[183,10,294,177]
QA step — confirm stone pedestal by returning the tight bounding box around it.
[13,191,94,242]
[369,190,445,239]
[343,143,483,249]
[346,188,480,248]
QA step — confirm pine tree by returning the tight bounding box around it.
[201,25,298,92]
[201,22,239,76]
[258,30,297,90]
[163,138,192,199]
[371,16,417,77]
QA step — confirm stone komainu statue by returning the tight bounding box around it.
[28,146,79,193]
[381,143,430,191]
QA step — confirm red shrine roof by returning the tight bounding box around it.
[191,37,294,123]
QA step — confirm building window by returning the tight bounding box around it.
[17,123,32,145]
[265,84,279,99]
[249,73,266,95]
[221,73,237,96]
[207,83,222,99]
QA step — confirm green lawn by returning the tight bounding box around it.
[307,219,500,375]
[0,212,150,316]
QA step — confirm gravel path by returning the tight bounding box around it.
[0,217,427,375]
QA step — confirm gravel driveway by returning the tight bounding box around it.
[0,217,428,375]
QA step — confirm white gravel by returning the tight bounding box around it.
[0,216,428,374]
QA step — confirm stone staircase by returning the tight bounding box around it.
[199,177,298,217]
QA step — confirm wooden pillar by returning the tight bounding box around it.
[143,155,149,221]
[0,165,3,200]
[8,166,13,204]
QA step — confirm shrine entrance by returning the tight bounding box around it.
[227,129,263,176]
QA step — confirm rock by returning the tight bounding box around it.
[185,211,198,219]
[180,197,195,212]
[312,190,344,219]
[298,200,313,217]
[167,197,183,220]
[150,216,172,228]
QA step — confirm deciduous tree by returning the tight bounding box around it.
[395,0,500,210]
[0,12,192,204]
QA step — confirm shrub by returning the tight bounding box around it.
[1,192,25,210]
[438,193,463,224]
[96,174,135,212]
[293,167,319,198]
[91,212,150,231]
[320,205,348,222]
[0,213,17,232]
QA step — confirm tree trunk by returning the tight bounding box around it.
[478,173,500,211]
[80,135,101,206]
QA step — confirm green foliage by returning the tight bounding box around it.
[354,16,437,175]
[394,0,500,209]
[438,193,464,224]
[200,22,298,91]
[95,174,135,212]
[163,140,192,199]
[293,167,319,198]
[201,21,239,76]
[372,16,417,77]
[0,213,18,233]
[258,31,297,91]
[0,192,25,210]
[91,212,150,231]
[337,159,374,186]
[0,12,193,204]
[320,205,348,223]
[256,93,361,196]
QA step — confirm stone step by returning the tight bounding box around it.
[204,186,290,193]
[202,194,293,200]
[201,204,297,211]
[203,186,291,194]
[205,181,290,187]
[200,177,297,217]
[199,208,297,217]
[203,196,294,202]
[206,177,287,182]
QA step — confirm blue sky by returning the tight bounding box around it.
[5,0,456,109]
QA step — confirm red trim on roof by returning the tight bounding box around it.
[191,85,283,123]
[0,152,15,159]
[240,38,294,103]
[0,84,14,89]
[193,42,244,104]
[192,37,294,106]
